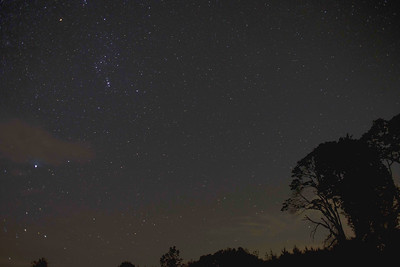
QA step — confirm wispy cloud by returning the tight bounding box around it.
[0,119,94,165]
[208,212,292,238]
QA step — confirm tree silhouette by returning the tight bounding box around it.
[188,247,264,267]
[360,113,400,245]
[160,246,183,267]
[282,134,400,247]
[118,261,135,267]
[361,114,400,170]
[282,139,348,246]
[31,258,48,267]
[330,138,399,246]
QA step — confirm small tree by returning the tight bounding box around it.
[31,258,48,267]
[160,246,183,267]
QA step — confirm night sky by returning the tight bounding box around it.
[1,1,399,266]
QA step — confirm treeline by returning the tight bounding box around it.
[189,240,398,266]
[31,113,400,266]
[30,240,400,267]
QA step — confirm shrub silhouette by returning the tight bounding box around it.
[118,261,135,267]
[31,258,48,267]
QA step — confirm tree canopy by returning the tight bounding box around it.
[160,246,183,267]
[31,258,48,267]
[361,114,400,170]
[282,113,400,247]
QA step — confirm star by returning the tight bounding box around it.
[0,1,398,266]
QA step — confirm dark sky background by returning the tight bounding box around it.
[0,0,399,266]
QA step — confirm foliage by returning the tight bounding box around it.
[160,246,183,267]
[282,139,349,246]
[188,247,264,267]
[187,241,398,267]
[361,114,400,168]
[282,113,400,247]
[31,258,48,267]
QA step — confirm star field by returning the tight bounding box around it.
[0,1,399,266]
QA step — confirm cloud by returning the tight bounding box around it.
[207,212,291,238]
[0,119,94,165]
[235,214,289,237]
